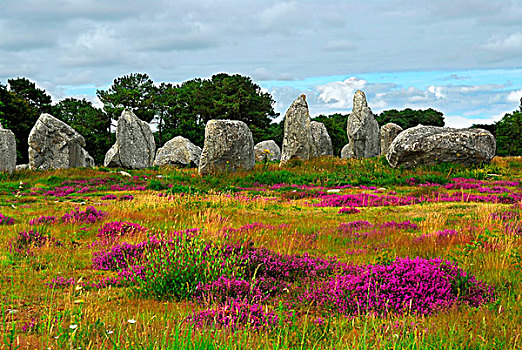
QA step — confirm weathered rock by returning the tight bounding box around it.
[104,109,156,169]
[380,123,403,156]
[254,140,281,162]
[340,144,352,159]
[310,121,333,157]
[15,164,29,171]
[280,95,313,165]
[198,120,255,175]
[153,136,202,168]
[28,114,94,170]
[346,91,380,158]
[386,125,496,168]
[0,123,16,173]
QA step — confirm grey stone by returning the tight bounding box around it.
[340,144,352,159]
[346,90,380,158]
[154,136,202,168]
[15,164,29,171]
[310,121,333,157]
[104,109,156,169]
[28,114,94,170]
[254,140,281,162]
[386,125,496,168]
[280,95,313,165]
[198,119,255,175]
[380,123,403,156]
[0,123,16,173]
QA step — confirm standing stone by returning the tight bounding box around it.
[310,121,333,157]
[346,91,380,158]
[0,123,16,173]
[380,123,403,156]
[28,114,94,170]
[104,109,156,169]
[280,95,313,165]
[340,144,351,159]
[198,120,255,175]
[386,125,496,168]
[153,136,202,168]
[254,140,281,162]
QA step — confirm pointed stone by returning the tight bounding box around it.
[310,121,333,157]
[0,123,16,173]
[346,91,380,158]
[28,114,94,170]
[104,109,156,169]
[280,95,313,165]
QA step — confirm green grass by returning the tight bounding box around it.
[0,156,521,349]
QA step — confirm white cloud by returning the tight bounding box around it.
[316,77,367,109]
[483,32,522,52]
[258,2,300,30]
[507,89,522,103]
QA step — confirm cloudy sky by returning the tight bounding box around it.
[1,0,521,127]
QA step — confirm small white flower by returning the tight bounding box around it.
[69,324,78,330]
[127,319,136,324]
[107,330,114,334]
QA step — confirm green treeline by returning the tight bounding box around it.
[1,73,520,165]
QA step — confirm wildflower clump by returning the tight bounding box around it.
[29,215,57,225]
[61,206,106,224]
[301,257,494,315]
[9,229,60,256]
[0,213,14,225]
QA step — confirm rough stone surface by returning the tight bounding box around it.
[340,144,351,159]
[104,109,156,169]
[28,114,94,170]
[0,123,16,173]
[15,164,29,171]
[280,95,313,165]
[386,125,496,168]
[310,121,333,157]
[198,119,255,175]
[346,90,380,158]
[380,123,403,156]
[254,140,281,162]
[153,136,202,168]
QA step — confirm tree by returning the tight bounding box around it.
[376,108,444,129]
[8,77,52,114]
[496,100,522,156]
[470,123,496,136]
[158,73,277,147]
[52,98,112,165]
[96,73,156,127]
[312,113,349,156]
[0,82,40,163]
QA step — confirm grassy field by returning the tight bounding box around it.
[0,156,521,349]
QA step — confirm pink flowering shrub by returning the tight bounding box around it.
[0,213,14,225]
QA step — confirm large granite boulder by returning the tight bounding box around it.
[386,125,496,168]
[104,109,156,169]
[346,91,380,158]
[280,95,313,165]
[0,123,16,173]
[310,121,333,157]
[380,123,403,156]
[153,136,201,168]
[198,120,255,175]
[254,140,281,162]
[28,114,94,170]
